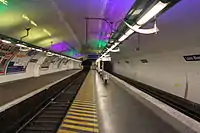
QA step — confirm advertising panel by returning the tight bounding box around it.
[40,55,57,70]
[0,41,18,75]
[6,50,38,74]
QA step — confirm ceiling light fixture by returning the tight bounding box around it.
[43,29,51,36]
[35,49,43,52]
[0,0,8,5]
[2,40,11,44]
[110,47,120,52]
[118,1,168,42]
[137,1,168,25]
[118,34,128,42]
[97,0,176,62]
[22,14,30,21]
[30,21,38,27]
[16,44,28,48]
[124,21,159,34]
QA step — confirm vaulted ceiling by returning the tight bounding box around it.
[0,0,134,58]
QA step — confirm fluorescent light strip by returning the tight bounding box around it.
[2,40,11,44]
[137,1,168,25]
[22,14,30,21]
[43,29,51,36]
[16,44,28,48]
[98,1,169,62]
[0,0,8,5]
[118,35,128,42]
[30,21,38,27]
[119,1,168,42]
[35,49,43,52]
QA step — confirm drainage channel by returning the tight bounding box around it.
[14,71,88,133]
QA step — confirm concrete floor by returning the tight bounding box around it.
[95,72,180,133]
[0,70,78,106]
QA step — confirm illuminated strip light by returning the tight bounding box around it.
[132,9,143,16]
[16,44,28,48]
[22,14,30,21]
[137,1,168,25]
[22,15,38,27]
[2,40,11,44]
[47,52,53,56]
[110,47,120,52]
[35,49,43,52]
[97,1,169,62]
[43,29,51,36]
[16,44,31,52]
[0,0,8,5]
[96,42,120,62]
[124,21,159,34]
[30,21,38,27]
[118,1,168,44]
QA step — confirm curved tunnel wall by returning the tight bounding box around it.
[111,1,200,104]
[0,51,82,83]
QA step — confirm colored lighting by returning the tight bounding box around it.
[98,1,171,62]
[0,0,8,5]
[50,42,70,52]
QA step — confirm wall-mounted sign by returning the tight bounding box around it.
[184,54,200,61]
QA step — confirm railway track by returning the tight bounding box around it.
[14,72,88,133]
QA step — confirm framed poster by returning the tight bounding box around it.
[0,41,18,75]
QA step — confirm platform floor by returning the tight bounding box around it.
[58,71,99,133]
[0,70,78,107]
[95,71,180,133]
[57,70,180,133]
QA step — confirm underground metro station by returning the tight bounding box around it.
[0,0,200,133]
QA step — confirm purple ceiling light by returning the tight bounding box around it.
[49,42,70,52]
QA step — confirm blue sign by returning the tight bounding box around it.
[184,54,200,61]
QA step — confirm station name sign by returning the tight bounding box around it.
[184,54,200,61]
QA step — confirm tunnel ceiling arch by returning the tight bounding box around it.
[0,0,135,59]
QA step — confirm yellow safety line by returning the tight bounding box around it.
[64,119,98,127]
[73,101,96,105]
[70,106,96,111]
[62,124,99,133]
[71,104,96,109]
[66,115,98,122]
[72,103,96,108]
[69,109,97,114]
[75,99,94,102]
[75,98,93,101]
[68,111,97,118]
[57,129,78,133]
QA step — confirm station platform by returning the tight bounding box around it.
[57,70,182,133]
[0,70,79,112]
